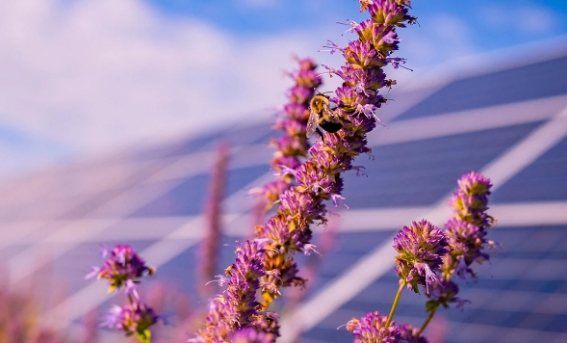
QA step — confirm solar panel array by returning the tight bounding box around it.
[1,50,567,343]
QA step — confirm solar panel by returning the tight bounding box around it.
[1,49,567,343]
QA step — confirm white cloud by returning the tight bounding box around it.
[0,0,341,172]
[0,0,479,176]
[480,3,559,35]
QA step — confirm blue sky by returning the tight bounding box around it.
[143,0,567,54]
[0,0,566,177]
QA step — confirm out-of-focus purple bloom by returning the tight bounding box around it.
[394,220,448,293]
[230,327,274,343]
[425,279,468,310]
[346,312,399,343]
[88,244,154,296]
[102,302,159,340]
[443,171,496,279]
[398,324,428,343]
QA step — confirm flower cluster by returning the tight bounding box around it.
[259,57,322,209]
[393,220,448,293]
[88,245,159,343]
[197,240,279,343]
[88,244,154,296]
[102,303,159,342]
[442,171,496,279]
[346,312,426,343]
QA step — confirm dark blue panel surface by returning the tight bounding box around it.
[342,122,541,209]
[130,165,267,217]
[302,225,567,342]
[492,136,567,203]
[395,56,567,121]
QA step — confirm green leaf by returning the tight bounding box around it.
[135,329,151,343]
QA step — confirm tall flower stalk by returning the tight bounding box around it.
[255,0,415,309]
[199,141,230,298]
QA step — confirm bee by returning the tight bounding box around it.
[307,94,343,139]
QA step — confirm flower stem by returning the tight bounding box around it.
[386,282,405,327]
[418,305,438,335]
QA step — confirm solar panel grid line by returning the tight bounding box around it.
[279,107,567,342]
[4,199,565,246]
[43,170,275,331]
[369,93,567,147]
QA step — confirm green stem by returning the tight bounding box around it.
[386,282,405,327]
[418,305,438,335]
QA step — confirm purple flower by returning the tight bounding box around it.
[394,220,448,292]
[346,312,399,343]
[89,244,154,296]
[102,302,159,339]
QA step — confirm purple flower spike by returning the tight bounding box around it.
[394,220,448,293]
[443,171,496,279]
[346,312,400,343]
[257,57,323,210]
[91,244,154,296]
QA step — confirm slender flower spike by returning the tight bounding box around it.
[346,312,400,343]
[102,303,159,343]
[394,220,448,293]
[89,244,154,296]
[443,171,496,279]
[260,57,323,210]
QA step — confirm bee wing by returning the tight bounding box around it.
[306,109,319,138]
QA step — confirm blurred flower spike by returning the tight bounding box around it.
[88,244,155,297]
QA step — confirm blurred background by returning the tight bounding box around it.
[1,0,567,342]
